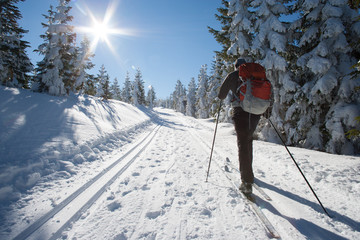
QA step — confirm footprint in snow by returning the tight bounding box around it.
[107,201,121,212]
[146,210,162,219]
[200,208,212,217]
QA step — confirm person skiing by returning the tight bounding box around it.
[217,58,261,196]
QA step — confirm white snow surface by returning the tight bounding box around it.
[1,86,360,240]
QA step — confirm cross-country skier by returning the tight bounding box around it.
[217,58,261,196]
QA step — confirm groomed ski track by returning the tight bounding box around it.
[12,124,162,240]
[6,108,359,240]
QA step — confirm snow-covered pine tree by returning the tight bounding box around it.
[246,0,293,144]
[74,36,95,93]
[110,77,121,100]
[289,0,360,154]
[96,64,111,100]
[196,64,209,118]
[0,0,33,88]
[133,68,146,105]
[173,80,186,114]
[122,72,132,103]
[186,77,197,117]
[208,0,253,122]
[207,57,224,117]
[83,71,97,96]
[208,0,233,63]
[131,75,139,106]
[33,0,77,96]
[227,0,254,62]
[346,1,360,140]
[146,85,156,109]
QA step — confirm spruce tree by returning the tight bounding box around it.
[96,64,111,100]
[208,57,224,117]
[196,64,209,119]
[186,77,197,117]
[146,85,156,109]
[208,0,233,63]
[74,36,95,93]
[0,0,33,88]
[289,0,360,154]
[110,77,121,100]
[122,72,132,103]
[174,80,186,114]
[133,68,146,105]
[247,0,292,144]
[33,0,76,96]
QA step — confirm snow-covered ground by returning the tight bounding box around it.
[0,86,359,240]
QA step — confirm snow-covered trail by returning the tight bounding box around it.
[59,108,360,240]
[2,106,360,240]
[60,109,270,240]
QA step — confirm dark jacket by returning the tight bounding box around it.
[218,70,241,101]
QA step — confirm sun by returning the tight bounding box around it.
[91,20,111,42]
[75,0,136,53]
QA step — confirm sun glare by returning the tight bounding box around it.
[92,20,110,42]
[76,0,137,53]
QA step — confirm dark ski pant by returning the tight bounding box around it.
[232,107,260,184]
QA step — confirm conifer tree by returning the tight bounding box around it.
[208,0,233,63]
[247,0,292,143]
[122,72,132,103]
[208,57,224,117]
[146,85,156,109]
[174,80,186,114]
[287,0,360,154]
[0,0,33,88]
[186,77,197,117]
[133,68,146,105]
[96,64,111,100]
[196,64,209,118]
[33,0,77,96]
[74,36,95,93]
[110,77,121,100]
[227,0,254,62]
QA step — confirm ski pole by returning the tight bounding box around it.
[206,101,222,182]
[268,119,331,217]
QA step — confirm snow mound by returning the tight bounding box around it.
[0,86,152,204]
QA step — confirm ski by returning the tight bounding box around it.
[240,190,280,239]
[227,178,280,239]
[253,183,272,201]
[222,160,280,239]
[225,157,272,201]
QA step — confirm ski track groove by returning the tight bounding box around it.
[12,124,161,240]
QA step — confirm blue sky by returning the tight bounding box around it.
[18,0,222,99]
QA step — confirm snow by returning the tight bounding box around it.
[1,86,360,240]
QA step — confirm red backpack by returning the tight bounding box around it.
[237,63,272,115]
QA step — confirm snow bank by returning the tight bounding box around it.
[0,86,152,203]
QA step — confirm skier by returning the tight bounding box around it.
[218,58,261,195]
